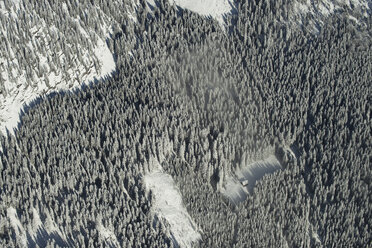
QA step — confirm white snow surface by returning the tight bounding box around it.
[0,38,115,135]
[6,206,68,247]
[7,207,28,247]
[293,0,370,27]
[144,162,201,248]
[221,155,282,204]
[96,221,120,247]
[0,1,116,135]
[173,0,232,24]
[148,0,232,25]
[28,208,43,239]
[10,0,21,7]
[295,0,370,16]
[306,216,323,246]
[220,177,249,205]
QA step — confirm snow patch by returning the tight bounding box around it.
[6,206,68,247]
[93,37,116,81]
[144,161,201,248]
[10,0,21,5]
[220,177,249,205]
[147,0,156,7]
[313,231,322,244]
[0,3,116,136]
[293,0,370,27]
[221,155,282,204]
[307,217,323,246]
[28,208,43,239]
[43,211,66,241]
[8,0,21,9]
[348,15,359,23]
[0,36,115,135]
[7,207,28,247]
[170,0,232,25]
[294,0,311,14]
[96,222,120,247]
[318,1,338,16]
[284,145,299,160]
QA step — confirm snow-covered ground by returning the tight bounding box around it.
[0,1,116,135]
[221,155,282,204]
[294,0,371,16]
[173,0,232,25]
[220,177,250,205]
[307,216,323,247]
[293,0,370,29]
[144,160,201,248]
[147,0,233,25]
[284,144,300,161]
[6,206,69,247]
[96,221,120,247]
[0,36,115,135]
[5,205,122,247]
[7,207,28,247]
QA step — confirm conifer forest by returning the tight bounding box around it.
[0,0,370,247]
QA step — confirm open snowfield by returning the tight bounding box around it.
[144,163,201,248]
[147,0,233,25]
[221,155,282,204]
[6,206,120,247]
[172,0,232,25]
[294,0,371,16]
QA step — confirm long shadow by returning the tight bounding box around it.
[10,34,119,138]
[13,72,116,138]
[26,227,71,248]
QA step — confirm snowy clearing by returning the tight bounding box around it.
[221,155,282,204]
[284,144,299,160]
[294,0,371,16]
[172,0,232,25]
[144,162,201,248]
[147,0,233,25]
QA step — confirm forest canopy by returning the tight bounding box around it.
[0,0,370,247]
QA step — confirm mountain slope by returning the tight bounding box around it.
[0,0,135,134]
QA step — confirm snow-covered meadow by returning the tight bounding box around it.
[147,0,233,25]
[221,155,282,204]
[144,161,201,248]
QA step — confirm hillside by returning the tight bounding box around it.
[0,0,129,134]
[0,0,370,247]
